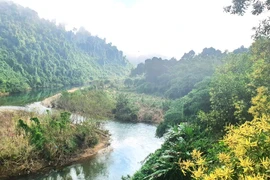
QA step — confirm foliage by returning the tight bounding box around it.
[225,0,270,15]
[0,111,100,177]
[133,38,270,180]
[0,2,131,93]
[124,78,133,88]
[197,39,270,134]
[198,53,253,134]
[156,78,211,137]
[113,93,138,121]
[130,48,225,99]
[18,117,46,150]
[55,89,116,119]
[180,86,270,179]
[132,124,215,180]
[17,112,98,160]
[250,38,270,90]
[225,0,270,38]
[111,91,168,123]
[0,111,35,176]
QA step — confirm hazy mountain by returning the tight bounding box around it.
[0,2,131,93]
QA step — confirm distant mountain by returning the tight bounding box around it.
[130,48,230,99]
[0,2,131,93]
[127,54,169,65]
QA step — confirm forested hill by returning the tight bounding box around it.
[129,46,248,99]
[0,2,131,93]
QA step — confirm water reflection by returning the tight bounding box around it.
[40,156,109,180]
[21,121,163,180]
[0,86,77,106]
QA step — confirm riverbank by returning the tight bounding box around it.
[0,86,168,179]
[0,92,9,97]
[41,87,80,108]
[0,109,110,179]
[0,87,111,179]
[0,133,110,179]
[42,87,168,124]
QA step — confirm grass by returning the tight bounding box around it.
[115,90,169,109]
[54,89,116,119]
[54,87,170,123]
[111,90,171,123]
[0,110,102,178]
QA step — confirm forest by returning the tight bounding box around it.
[0,2,131,94]
[126,0,270,179]
[127,38,270,179]
[1,0,270,179]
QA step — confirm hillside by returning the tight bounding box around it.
[129,47,249,99]
[128,37,270,180]
[0,2,131,93]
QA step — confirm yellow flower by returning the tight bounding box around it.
[245,175,265,180]
[244,138,258,147]
[191,149,202,159]
[234,145,247,157]
[218,152,230,163]
[212,167,233,179]
[180,159,195,171]
[213,167,224,177]
[204,173,217,180]
[239,157,254,172]
[192,167,204,179]
[196,157,206,166]
[260,157,270,169]
[222,167,233,179]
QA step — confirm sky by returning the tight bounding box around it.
[11,0,268,63]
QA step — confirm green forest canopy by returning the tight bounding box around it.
[0,2,131,93]
[130,46,248,99]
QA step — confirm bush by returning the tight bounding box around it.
[55,89,116,119]
[179,87,270,179]
[17,112,98,160]
[113,93,138,121]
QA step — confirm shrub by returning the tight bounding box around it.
[179,87,270,179]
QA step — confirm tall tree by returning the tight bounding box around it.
[225,0,270,38]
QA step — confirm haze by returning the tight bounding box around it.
[12,0,266,63]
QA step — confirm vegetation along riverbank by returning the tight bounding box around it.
[2,0,270,179]
[0,85,167,179]
[0,109,110,179]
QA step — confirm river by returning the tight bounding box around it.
[18,121,163,180]
[0,88,163,180]
[0,86,76,106]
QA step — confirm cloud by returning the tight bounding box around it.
[12,0,266,63]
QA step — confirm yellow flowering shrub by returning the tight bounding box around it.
[179,87,270,179]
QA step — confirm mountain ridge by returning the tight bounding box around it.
[0,1,131,93]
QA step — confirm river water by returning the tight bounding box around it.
[0,88,163,180]
[19,121,163,180]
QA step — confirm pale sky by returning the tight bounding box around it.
[11,0,268,63]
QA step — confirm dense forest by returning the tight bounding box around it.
[1,0,270,179]
[129,47,248,99]
[126,46,250,136]
[0,2,131,93]
[125,38,270,180]
[125,0,270,178]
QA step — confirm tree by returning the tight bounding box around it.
[233,45,249,54]
[225,0,270,38]
[124,78,133,87]
[180,50,195,60]
[225,0,270,15]
[0,2,131,93]
[130,63,145,76]
[113,94,138,121]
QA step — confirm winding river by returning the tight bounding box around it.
[0,88,163,180]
